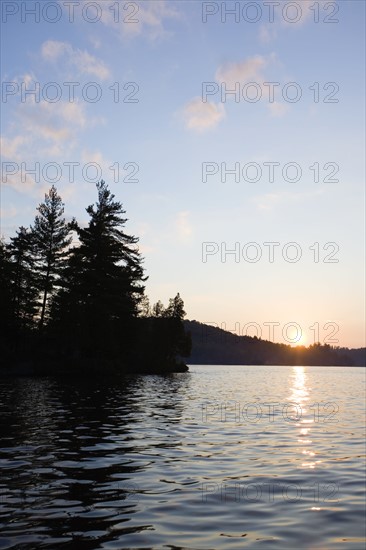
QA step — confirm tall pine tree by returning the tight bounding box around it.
[31,186,72,329]
[0,239,17,354]
[54,181,146,361]
[7,226,39,330]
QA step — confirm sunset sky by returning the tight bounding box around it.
[1,0,365,348]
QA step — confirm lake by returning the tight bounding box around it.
[0,365,365,549]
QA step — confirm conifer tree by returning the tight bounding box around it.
[166,293,186,319]
[7,226,39,329]
[0,240,16,333]
[152,300,165,317]
[54,181,146,358]
[31,186,72,329]
[147,294,191,368]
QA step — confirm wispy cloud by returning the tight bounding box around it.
[182,54,285,132]
[215,55,267,86]
[2,41,110,177]
[252,189,325,211]
[68,0,182,41]
[80,149,116,182]
[259,24,278,44]
[183,98,225,132]
[2,171,40,197]
[259,0,331,43]
[0,135,28,162]
[41,40,110,80]
[2,60,106,172]
[126,0,182,40]
[1,97,103,200]
[17,96,87,145]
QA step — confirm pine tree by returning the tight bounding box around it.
[166,293,186,319]
[55,181,146,360]
[0,240,16,338]
[152,300,165,317]
[31,186,72,329]
[138,295,151,317]
[7,227,39,329]
[146,294,191,369]
[164,293,191,361]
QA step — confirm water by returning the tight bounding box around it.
[0,365,365,549]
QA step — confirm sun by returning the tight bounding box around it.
[286,328,308,347]
[293,333,307,347]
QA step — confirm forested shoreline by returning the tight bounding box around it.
[0,182,191,375]
[185,321,365,367]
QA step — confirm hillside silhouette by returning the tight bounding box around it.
[185,320,365,366]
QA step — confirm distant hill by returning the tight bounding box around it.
[184,320,366,367]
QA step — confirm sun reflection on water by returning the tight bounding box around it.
[289,367,322,471]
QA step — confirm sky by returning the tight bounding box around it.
[1,0,365,348]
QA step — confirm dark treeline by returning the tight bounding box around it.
[185,321,365,366]
[0,182,191,375]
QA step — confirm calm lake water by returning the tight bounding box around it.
[0,365,365,549]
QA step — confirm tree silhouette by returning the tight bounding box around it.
[152,300,165,317]
[0,240,16,346]
[166,293,186,319]
[143,294,191,370]
[31,186,72,330]
[7,226,38,330]
[53,181,146,360]
[0,181,193,373]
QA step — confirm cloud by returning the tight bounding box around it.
[68,0,182,41]
[0,135,28,161]
[41,40,110,80]
[12,72,38,88]
[281,0,322,25]
[2,44,109,203]
[259,1,330,43]
[17,97,87,144]
[41,40,69,60]
[73,49,110,80]
[80,149,115,182]
[183,98,225,132]
[89,36,102,50]
[259,24,278,44]
[4,72,104,161]
[216,55,267,86]
[182,54,282,131]
[56,101,88,127]
[252,189,325,211]
[130,0,181,39]
[1,94,104,199]
[1,171,38,196]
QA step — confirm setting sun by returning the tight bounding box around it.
[286,328,307,347]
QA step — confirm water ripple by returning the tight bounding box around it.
[0,366,365,549]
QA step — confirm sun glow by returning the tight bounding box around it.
[293,333,307,347]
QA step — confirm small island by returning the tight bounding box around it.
[0,181,191,376]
